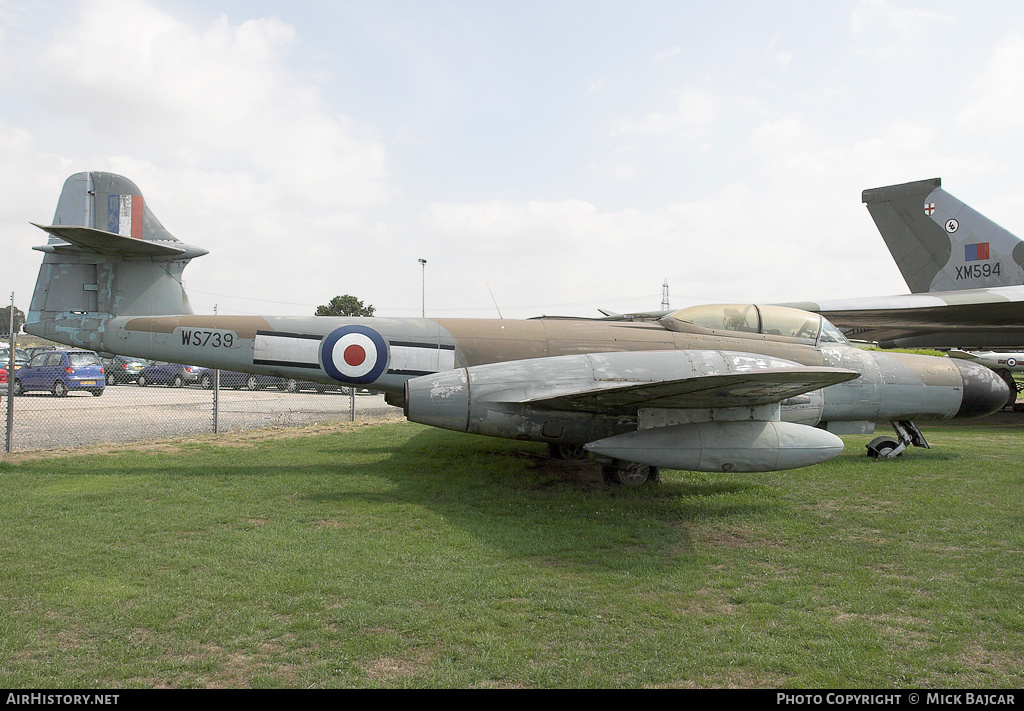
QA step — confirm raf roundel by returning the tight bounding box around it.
[321,325,389,384]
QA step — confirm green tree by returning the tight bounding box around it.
[0,305,25,336]
[315,295,375,317]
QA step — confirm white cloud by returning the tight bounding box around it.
[615,87,720,137]
[956,32,1024,134]
[766,36,794,68]
[415,199,685,314]
[850,0,951,36]
[748,116,816,156]
[6,1,1024,323]
[650,46,683,66]
[0,118,74,223]
[849,0,953,59]
[0,0,403,318]
[611,163,635,179]
[35,0,390,211]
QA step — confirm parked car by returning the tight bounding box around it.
[12,350,105,397]
[136,362,202,388]
[197,369,287,390]
[285,380,353,395]
[22,346,56,360]
[103,355,150,385]
[0,347,31,369]
[0,367,6,386]
[195,370,352,393]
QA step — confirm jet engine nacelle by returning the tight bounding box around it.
[404,350,848,472]
[584,420,844,472]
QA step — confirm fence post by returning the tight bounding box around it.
[6,292,14,453]
[212,304,219,433]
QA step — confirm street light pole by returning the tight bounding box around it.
[418,258,427,317]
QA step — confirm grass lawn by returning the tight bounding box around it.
[0,418,1022,688]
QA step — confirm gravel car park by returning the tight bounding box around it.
[2,385,399,451]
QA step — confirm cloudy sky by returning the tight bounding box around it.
[4,0,1024,319]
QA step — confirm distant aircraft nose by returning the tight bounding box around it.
[951,358,1011,418]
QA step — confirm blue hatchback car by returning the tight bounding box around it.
[13,350,106,397]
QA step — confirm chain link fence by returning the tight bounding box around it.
[1,345,402,453]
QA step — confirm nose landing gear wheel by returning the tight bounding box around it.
[866,436,900,458]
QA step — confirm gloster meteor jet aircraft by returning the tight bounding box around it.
[23,173,1008,485]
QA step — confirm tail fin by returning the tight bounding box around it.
[862,178,1024,292]
[25,172,207,349]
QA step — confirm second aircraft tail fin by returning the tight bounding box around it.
[862,177,1024,292]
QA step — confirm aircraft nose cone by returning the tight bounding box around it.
[952,358,1011,418]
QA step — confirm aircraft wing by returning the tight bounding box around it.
[947,349,982,361]
[785,288,1024,348]
[520,366,858,415]
[406,352,863,473]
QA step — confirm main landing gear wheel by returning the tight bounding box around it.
[601,459,661,487]
[547,442,588,460]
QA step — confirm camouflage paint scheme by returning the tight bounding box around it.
[788,178,1024,349]
[23,173,1009,483]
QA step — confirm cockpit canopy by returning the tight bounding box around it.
[659,304,849,345]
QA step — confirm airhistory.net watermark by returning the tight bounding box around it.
[6,695,119,706]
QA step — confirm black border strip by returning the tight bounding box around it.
[255,330,324,341]
[252,359,322,369]
[390,341,456,350]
